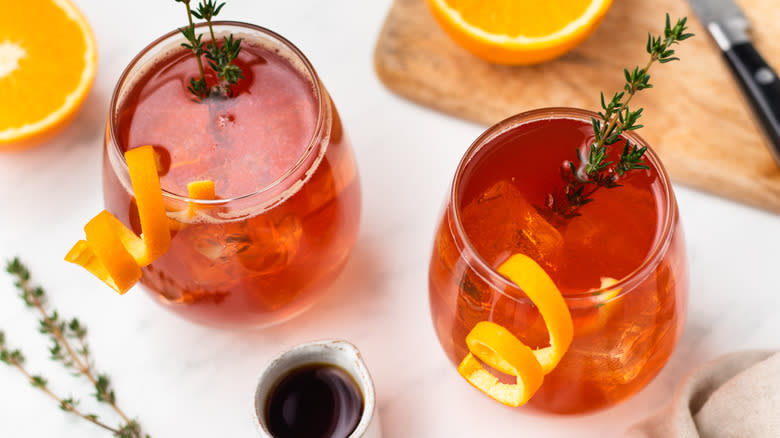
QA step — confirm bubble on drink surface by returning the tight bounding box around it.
[216,112,235,130]
[460,180,563,274]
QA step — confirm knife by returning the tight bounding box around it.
[689,0,780,168]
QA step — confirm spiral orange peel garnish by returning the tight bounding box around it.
[125,146,171,264]
[65,145,171,294]
[457,253,573,407]
[458,321,544,407]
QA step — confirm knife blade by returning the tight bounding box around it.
[689,0,780,169]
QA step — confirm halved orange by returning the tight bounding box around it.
[426,0,613,65]
[0,0,97,149]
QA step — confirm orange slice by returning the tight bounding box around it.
[0,0,97,149]
[458,253,573,406]
[426,0,612,65]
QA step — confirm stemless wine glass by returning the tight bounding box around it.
[103,22,361,329]
[428,108,688,414]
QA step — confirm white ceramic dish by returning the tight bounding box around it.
[253,339,382,438]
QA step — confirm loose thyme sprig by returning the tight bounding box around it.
[545,14,694,220]
[1,258,149,438]
[0,336,120,434]
[175,0,243,99]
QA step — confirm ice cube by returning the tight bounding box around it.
[191,225,230,261]
[460,180,563,272]
[572,283,668,386]
[562,183,658,285]
[237,214,302,275]
[574,321,667,385]
[176,228,235,287]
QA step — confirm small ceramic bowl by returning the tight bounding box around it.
[253,339,382,438]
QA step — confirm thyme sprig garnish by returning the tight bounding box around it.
[545,14,694,220]
[175,0,243,99]
[1,258,149,438]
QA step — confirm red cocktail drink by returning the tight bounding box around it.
[103,22,360,329]
[429,108,688,413]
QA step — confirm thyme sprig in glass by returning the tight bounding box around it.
[544,14,694,220]
[1,258,149,438]
[175,0,243,98]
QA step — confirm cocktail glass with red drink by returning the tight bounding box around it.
[428,108,688,413]
[103,22,361,329]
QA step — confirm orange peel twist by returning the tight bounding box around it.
[457,253,573,407]
[66,147,218,294]
[65,145,171,294]
[186,180,215,218]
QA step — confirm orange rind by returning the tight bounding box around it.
[458,321,544,407]
[458,253,573,406]
[66,146,217,293]
[186,180,216,218]
[66,145,171,294]
[82,211,143,293]
[125,146,171,264]
[64,239,139,294]
[497,254,573,373]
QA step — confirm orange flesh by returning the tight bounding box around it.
[0,0,96,146]
[443,0,592,37]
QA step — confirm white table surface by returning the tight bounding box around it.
[1,1,779,437]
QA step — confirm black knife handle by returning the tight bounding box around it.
[723,42,780,167]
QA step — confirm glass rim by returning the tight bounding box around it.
[107,21,327,205]
[448,107,677,301]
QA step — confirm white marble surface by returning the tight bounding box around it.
[1,1,779,436]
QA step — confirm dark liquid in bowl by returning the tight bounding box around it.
[263,363,363,438]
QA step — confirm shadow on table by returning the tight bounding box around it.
[239,233,389,344]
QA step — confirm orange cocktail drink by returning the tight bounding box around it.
[103,22,360,329]
[429,108,688,414]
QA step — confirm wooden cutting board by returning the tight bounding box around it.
[374,0,780,214]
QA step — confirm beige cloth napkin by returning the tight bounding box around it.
[625,351,780,438]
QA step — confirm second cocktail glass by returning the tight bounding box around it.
[429,108,689,414]
[103,22,361,329]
